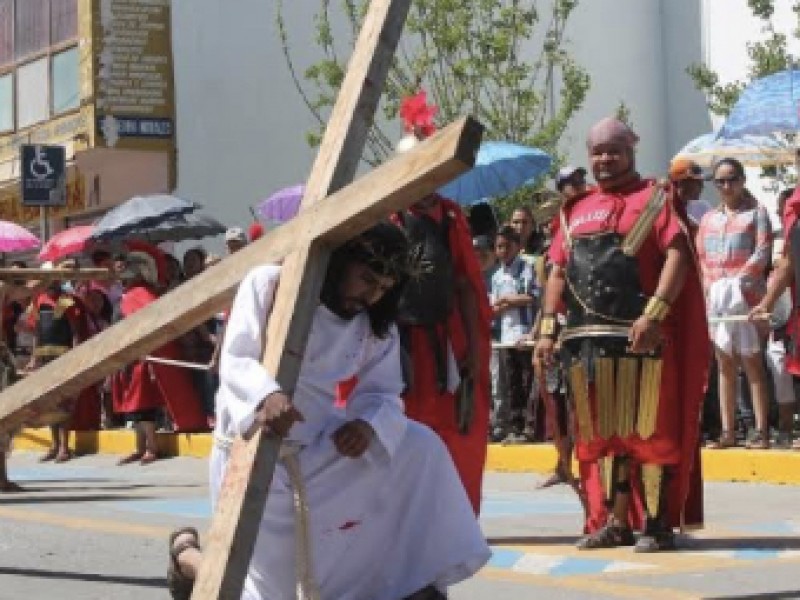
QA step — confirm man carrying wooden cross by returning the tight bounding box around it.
[168,223,490,600]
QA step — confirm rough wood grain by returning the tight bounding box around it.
[192,1,415,596]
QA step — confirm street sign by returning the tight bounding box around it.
[20,144,66,207]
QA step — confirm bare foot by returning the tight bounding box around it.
[54,450,72,463]
[140,451,158,466]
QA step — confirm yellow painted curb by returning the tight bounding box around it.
[14,428,212,459]
[13,429,800,485]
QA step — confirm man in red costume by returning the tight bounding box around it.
[25,271,84,462]
[392,193,492,514]
[535,117,708,552]
[113,242,207,465]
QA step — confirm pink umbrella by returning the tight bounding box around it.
[255,184,304,226]
[0,220,40,252]
[38,225,95,261]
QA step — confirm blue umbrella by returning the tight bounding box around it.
[718,69,800,139]
[677,132,794,167]
[437,141,552,206]
[92,194,199,241]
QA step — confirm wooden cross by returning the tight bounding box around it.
[0,1,483,597]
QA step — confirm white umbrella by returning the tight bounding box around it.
[676,132,795,168]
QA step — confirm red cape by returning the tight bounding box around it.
[782,188,800,374]
[113,286,207,431]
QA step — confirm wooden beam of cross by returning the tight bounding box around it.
[0,117,481,432]
[193,1,468,597]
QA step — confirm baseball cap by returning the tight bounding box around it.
[555,165,587,189]
[225,227,247,243]
[669,157,705,182]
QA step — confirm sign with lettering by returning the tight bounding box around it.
[20,145,66,207]
[93,0,175,150]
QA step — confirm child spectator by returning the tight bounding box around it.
[490,225,540,443]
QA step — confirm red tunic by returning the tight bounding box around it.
[550,179,708,529]
[391,198,492,514]
[111,285,207,432]
[782,188,800,375]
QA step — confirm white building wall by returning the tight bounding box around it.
[169,0,792,239]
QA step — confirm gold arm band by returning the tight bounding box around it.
[643,296,670,322]
[539,315,558,338]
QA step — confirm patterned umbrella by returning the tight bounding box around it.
[718,69,800,139]
[437,141,552,206]
[38,225,95,261]
[0,220,40,252]
[676,132,795,167]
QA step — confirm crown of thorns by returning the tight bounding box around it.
[347,236,430,282]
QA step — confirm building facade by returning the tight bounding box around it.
[0,0,176,236]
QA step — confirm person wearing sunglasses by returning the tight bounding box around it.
[697,158,773,449]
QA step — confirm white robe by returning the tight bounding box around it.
[213,265,490,600]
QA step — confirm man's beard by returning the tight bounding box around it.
[323,294,366,320]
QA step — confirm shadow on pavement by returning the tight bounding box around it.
[0,493,158,504]
[0,566,165,588]
[685,536,800,551]
[486,535,581,546]
[704,593,800,600]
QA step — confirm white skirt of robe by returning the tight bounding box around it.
[210,421,490,600]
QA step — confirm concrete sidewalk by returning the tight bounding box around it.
[14,427,800,485]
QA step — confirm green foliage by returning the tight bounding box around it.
[686,0,800,186]
[276,0,590,217]
[687,0,799,116]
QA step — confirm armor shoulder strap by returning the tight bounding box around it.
[559,208,573,249]
[621,180,668,257]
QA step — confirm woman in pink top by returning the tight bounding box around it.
[696,158,773,449]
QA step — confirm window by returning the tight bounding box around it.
[51,0,77,45]
[17,57,48,128]
[15,0,49,60]
[0,0,12,67]
[53,45,78,113]
[0,0,79,131]
[0,74,11,131]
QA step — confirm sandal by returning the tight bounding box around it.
[745,429,771,450]
[705,431,737,449]
[168,527,200,600]
[117,452,144,466]
[576,523,635,550]
[635,529,676,553]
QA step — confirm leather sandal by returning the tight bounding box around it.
[168,527,199,600]
[635,529,676,553]
[576,523,635,550]
[705,431,737,449]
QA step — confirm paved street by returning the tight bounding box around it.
[1,451,799,599]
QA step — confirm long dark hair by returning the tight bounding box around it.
[320,222,410,338]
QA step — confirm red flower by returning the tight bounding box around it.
[399,90,438,138]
